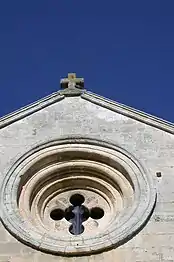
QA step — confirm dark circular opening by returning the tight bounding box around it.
[81,205,90,221]
[70,194,85,206]
[50,209,64,220]
[65,206,75,221]
[156,172,162,178]
[90,207,104,220]
[69,224,84,235]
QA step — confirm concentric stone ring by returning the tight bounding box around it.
[0,136,156,255]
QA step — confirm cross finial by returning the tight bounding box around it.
[60,73,84,89]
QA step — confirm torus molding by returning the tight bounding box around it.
[0,136,156,256]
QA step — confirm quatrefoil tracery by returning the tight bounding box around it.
[50,193,104,235]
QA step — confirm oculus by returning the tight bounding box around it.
[0,136,156,255]
[49,193,104,235]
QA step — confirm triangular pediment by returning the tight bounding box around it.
[0,76,174,261]
[0,90,173,135]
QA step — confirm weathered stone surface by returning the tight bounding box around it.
[0,137,156,256]
[0,91,173,261]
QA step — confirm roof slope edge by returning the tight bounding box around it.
[0,92,64,129]
[0,90,173,135]
[82,91,174,135]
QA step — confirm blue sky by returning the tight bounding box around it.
[0,1,173,122]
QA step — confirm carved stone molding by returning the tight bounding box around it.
[0,136,156,256]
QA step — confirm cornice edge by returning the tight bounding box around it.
[82,92,174,135]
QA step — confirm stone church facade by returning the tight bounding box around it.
[0,73,173,262]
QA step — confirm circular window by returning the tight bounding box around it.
[0,136,156,256]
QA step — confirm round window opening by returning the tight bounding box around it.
[50,193,104,235]
[0,137,156,256]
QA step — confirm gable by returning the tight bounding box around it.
[0,93,173,177]
[0,90,173,134]
[0,88,174,261]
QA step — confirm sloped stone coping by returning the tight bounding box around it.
[0,136,156,256]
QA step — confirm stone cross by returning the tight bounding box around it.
[60,73,84,89]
